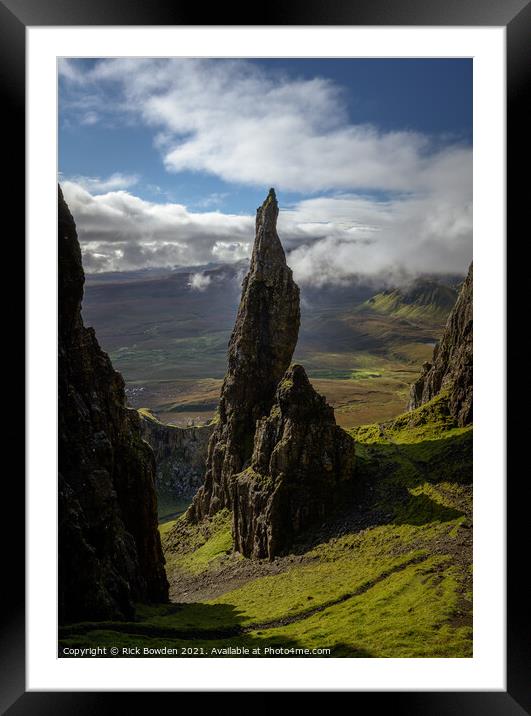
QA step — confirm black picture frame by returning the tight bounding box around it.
[4,0,528,710]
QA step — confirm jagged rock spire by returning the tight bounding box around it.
[232,364,356,559]
[188,189,300,521]
[408,262,473,426]
[251,188,285,270]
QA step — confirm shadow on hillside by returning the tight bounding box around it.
[287,430,472,553]
[58,601,373,658]
[357,430,473,488]
[390,491,464,526]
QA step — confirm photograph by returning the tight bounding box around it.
[57,57,474,659]
[0,0,523,703]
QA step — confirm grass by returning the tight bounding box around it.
[349,394,472,526]
[157,496,192,523]
[359,285,456,324]
[110,333,230,381]
[174,520,233,574]
[60,394,472,658]
[367,293,444,321]
[209,537,428,626]
[350,369,382,380]
[158,519,177,539]
[137,407,159,423]
[60,533,471,657]
[60,525,471,657]
[162,509,234,575]
[68,269,473,656]
[263,558,471,658]
[350,391,468,443]
[126,378,223,427]
[279,377,294,390]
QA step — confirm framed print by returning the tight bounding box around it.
[3,0,528,709]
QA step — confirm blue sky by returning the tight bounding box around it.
[58,58,472,282]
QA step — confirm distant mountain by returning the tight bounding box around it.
[361,278,458,323]
[86,260,249,286]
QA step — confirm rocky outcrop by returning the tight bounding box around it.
[188,189,300,521]
[139,411,213,498]
[408,263,473,426]
[58,185,168,624]
[232,365,356,559]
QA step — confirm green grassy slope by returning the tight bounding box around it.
[359,281,458,323]
[59,393,472,658]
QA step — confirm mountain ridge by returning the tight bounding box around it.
[360,278,458,323]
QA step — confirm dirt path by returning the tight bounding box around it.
[61,553,430,641]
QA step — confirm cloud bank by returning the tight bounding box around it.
[60,58,472,284]
[62,181,253,273]
[62,181,471,284]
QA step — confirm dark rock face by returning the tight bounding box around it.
[189,189,300,521]
[58,186,168,624]
[139,413,213,498]
[232,365,356,559]
[408,263,473,426]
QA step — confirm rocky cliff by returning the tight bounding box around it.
[188,189,300,521]
[232,365,356,559]
[408,263,473,426]
[58,186,168,623]
[139,411,213,498]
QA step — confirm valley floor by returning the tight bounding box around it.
[59,394,473,658]
[124,364,425,430]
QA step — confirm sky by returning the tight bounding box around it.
[59,58,472,286]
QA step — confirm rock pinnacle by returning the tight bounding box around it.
[188,189,300,521]
[232,364,356,559]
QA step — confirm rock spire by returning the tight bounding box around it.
[232,364,356,559]
[188,188,300,520]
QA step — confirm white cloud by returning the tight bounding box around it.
[279,197,472,285]
[281,189,472,286]
[61,181,254,273]
[79,111,100,126]
[65,173,140,193]
[211,241,250,263]
[58,58,85,83]
[60,58,472,195]
[61,180,471,283]
[188,272,212,291]
[60,59,472,283]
